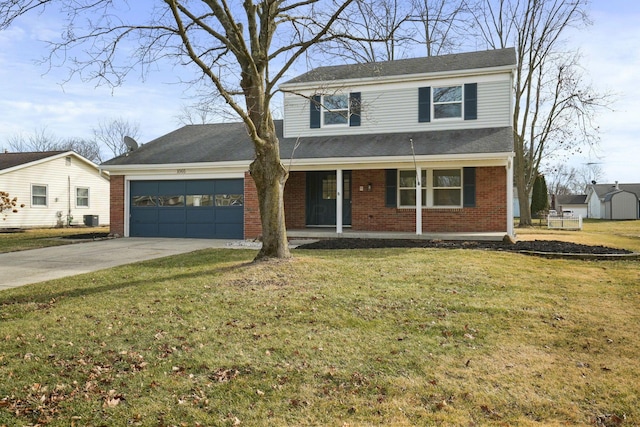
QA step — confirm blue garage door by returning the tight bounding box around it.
[130,179,244,238]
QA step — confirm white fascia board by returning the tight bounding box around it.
[0,151,99,175]
[279,65,516,92]
[103,160,251,176]
[287,152,514,171]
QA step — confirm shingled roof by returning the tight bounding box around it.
[282,48,516,85]
[0,151,68,172]
[102,120,513,167]
[591,183,640,199]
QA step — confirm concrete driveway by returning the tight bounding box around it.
[0,238,245,290]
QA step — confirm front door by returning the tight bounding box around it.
[306,171,351,226]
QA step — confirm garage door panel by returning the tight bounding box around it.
[186,180,215,193]
[158,209,186,223]
[215,223,243,239]
[131,181,158,196]
[186,223,215,238]
[216,207,243,223]
[159,181,186,194]
[215,180,243,193]
[186,209,215,223]
[158,223,187,237]
[132,223,159,237]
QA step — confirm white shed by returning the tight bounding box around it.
[0,151,110,228]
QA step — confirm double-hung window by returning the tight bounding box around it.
[398,170,427,207]
[310,92,361,128]
[395,169,463,208]
[323,94,349,125]
[432,169,462,206]
[418,83,477,122]
[76,187,89,207]
[433,86,462,119]
[32,184,47,207]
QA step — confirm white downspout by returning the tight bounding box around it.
[336,168,343,234]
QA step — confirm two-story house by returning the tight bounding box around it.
[102,48,516,240]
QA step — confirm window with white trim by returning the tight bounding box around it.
[433,86,462,119]
[31,184,47,207]
[396,168,463,208]
[432,169,462,206]
[398,170,427,207]
[323,94,349,125]
[76,187,89,207]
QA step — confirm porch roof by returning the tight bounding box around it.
[102,120,513,167]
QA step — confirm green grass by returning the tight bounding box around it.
[1,234,639,425]
[0,227,109,253]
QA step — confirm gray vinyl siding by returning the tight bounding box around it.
[283,79,512,138]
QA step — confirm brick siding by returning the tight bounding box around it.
[243,171,262,239]
[280,167,507,233]
[109,175,125,236]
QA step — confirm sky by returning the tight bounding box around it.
[0,1,638,184]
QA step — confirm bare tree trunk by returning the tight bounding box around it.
[249,124,291,260]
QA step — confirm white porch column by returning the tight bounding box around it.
[336,168,343,234]
[506,158,514,237]
[415,166,422,235]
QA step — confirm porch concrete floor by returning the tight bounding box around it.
[286,228,507,241]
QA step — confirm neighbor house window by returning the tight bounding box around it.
[32,185,47,207]
[433,86,462,119]
[398,170,427,207]
[76,187,89,207]
[323,94,349,125]
[432,169,462,206]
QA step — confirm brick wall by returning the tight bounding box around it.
[243,171,262,239]
[284,171,306,229]
[279,167,507,233]
[109,175,125,236]
[245,167,507,237]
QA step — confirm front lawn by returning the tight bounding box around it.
[1,245,638,426]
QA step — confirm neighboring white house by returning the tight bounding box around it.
[555,194,588,218]
[586,182,640,219]
[0,151,110,228]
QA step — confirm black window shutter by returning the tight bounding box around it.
[385,169,397,207]
[418,87,431,123]
[463,167,476,207]
[464,83,477,120]
[310,95,321,128]
[349,92,361,127]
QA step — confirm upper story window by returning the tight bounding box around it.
[323,94,349,126]
[32,184,47,207]
[419,83,477,123]
[433,86,462,119]
[310,92,361,128]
